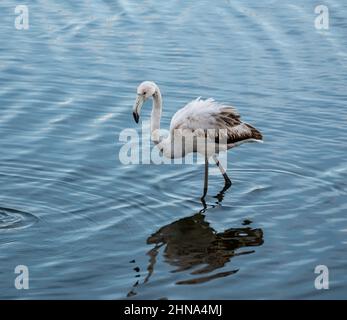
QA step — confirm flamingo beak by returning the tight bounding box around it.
[132,94,144,124]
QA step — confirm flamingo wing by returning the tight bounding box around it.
[170,98,262,145]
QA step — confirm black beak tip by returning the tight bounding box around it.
[133,112,139,123]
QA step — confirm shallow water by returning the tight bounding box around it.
[0,0,346,299]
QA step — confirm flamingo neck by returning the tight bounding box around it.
[151,86,162,143]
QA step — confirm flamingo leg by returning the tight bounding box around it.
[201,142,209,201]
[212,154,232,188]
[201,132,209,201]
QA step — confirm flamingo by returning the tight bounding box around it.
[132,81,263,199]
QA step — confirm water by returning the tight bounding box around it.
[0,0,346,299]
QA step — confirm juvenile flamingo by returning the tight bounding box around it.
[132,81,262,198]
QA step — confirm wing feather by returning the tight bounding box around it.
[170,98,262,145]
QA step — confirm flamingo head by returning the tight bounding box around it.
[133,81,157,123]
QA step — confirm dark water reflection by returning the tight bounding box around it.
[146,213,263,285]
[127,192,263,297]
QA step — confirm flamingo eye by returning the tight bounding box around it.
[143,91,146,95]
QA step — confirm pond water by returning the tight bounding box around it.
[0,0,346,299]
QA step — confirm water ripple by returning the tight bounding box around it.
[0,207,39,231]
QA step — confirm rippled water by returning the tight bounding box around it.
[0,0,346,299]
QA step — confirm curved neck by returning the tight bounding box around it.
[151,86,162,143]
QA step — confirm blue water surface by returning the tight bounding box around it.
[0,0,346,299]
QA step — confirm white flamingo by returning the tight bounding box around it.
[132,81,262,198]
